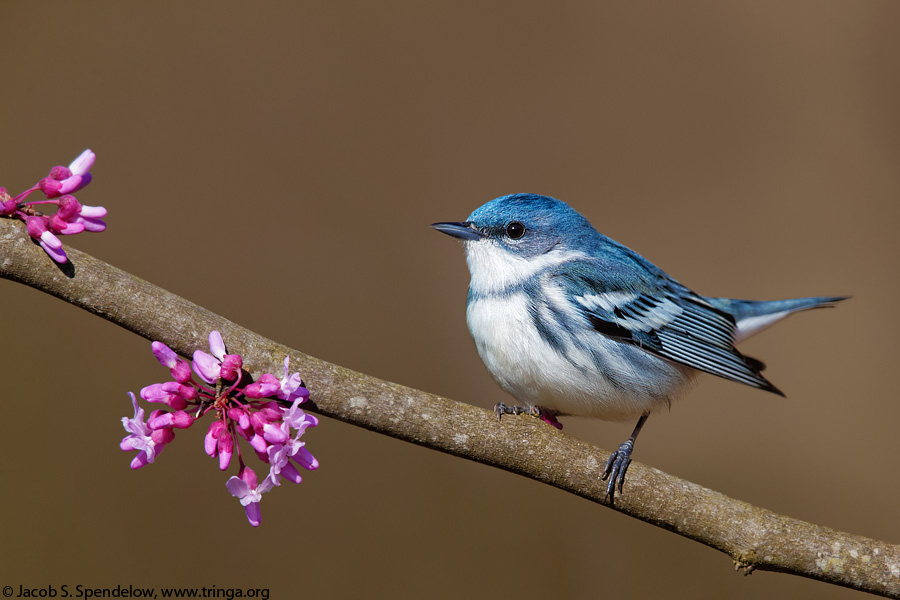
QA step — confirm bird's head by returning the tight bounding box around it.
[432,193,600,293]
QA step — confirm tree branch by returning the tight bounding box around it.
[2,217,898,598]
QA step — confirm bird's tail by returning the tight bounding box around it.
[708,296,848,343]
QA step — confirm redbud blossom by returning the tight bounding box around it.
[149,410,195,430]
[74,204,107,232]
[193,331,243,383]
[243,374,281,398]
[205,421,227,457]
[25,216,67,263]
[120,393,175,469]
[141,381,197,410]
[2,149,105,264]
[38,149,95,198]
[122,331,316,526]
[225,466,274,527]
[151,341,193,383]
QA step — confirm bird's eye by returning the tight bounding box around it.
[506,221,526,239]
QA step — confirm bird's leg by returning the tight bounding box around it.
[493,402,531,418]
[602,413,648,502]
[493,403,563,430]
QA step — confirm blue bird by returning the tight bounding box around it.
[432,193,845,500]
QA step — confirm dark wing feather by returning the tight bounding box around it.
[554,261,783,395]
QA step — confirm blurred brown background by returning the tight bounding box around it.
[1,1,898,598]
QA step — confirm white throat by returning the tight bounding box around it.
[464,239,587,295]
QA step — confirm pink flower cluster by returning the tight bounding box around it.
[0,149,106,264]
[121,331,319,527]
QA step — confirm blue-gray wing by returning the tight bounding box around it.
[552,260,783,395]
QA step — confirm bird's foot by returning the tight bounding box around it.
[493,403,563,430]
[601,438,635,503]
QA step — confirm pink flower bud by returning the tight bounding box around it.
[38,177,62,198]
[50,214,86,235]
[257,404,283,421]
[140,382,189,410]
[170,410,195,429]
[148,410,195,430]
[148,413,172,429]
[192,350,221,383]
[151,341,178,367]
[205,421,225,456]
[164,381,197,400]
[170,360,192,383]
[228,407,251,430]
[217,431,234,470]
[249,411,270,435]
[243,374,281,398]
[49,166,72,181]
[220,354,243,381]
[151,428,176,447]
[249,433,269,454]
[152,342,193,383]
[25,215,49,238]
[55,195,83,220]
[262,422,289,445]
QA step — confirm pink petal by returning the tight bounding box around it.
[57,175,84,195]
[243,502,262,527]
[69,172,92,193]
[152,342,177,367]
[39,230,62,251]
[208,331,226,360]
[262,422,289,445]
[50,215,85,235]
[249,434,268,454]
[170,411,195,428]
[130,452,151,470]
[278,461,303,484]
[217,432,234,470]
[192,351,221,383]
[79,204,107,218]
[239,465,259,488]
[75,215,106,232]
[258,475,276,494]
[225,476,250,498]
[204,422,223,456]
[68,149,95,175]
[39,233,67,263]
[291,446,319,471]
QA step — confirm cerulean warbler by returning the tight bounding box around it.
[432,193,845,500]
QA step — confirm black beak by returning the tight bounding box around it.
[430,221,484,241]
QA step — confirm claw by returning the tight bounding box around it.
[602,439,634,502]
[600,413,648,503]
[493,402,529,421]
[493,403,563,429]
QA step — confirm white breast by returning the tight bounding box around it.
[466,291,697,421]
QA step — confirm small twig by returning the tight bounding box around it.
[1,217,898,598]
